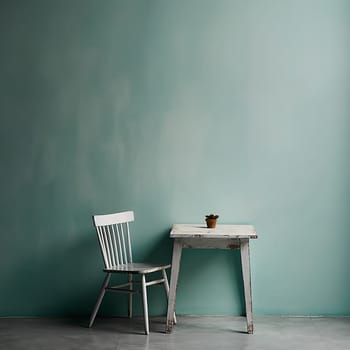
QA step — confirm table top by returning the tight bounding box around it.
[170,224,257,239]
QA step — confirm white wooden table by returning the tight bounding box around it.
[165,224,258,334]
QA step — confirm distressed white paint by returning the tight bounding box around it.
[166,239,183,333]
[170,224,257,239]
[240,239,254,334]
[166,224,257,334]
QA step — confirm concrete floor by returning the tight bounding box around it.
[1,316,349,350]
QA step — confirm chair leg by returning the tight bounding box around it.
[162,269,177,324]
[141,274,149,335]
[128,273,133,318]
[88,273,111,328]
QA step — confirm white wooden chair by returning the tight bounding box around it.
[88,210,175,334]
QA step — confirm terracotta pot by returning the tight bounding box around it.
[206,218,217,228]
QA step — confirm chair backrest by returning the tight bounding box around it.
[92,211,134,269]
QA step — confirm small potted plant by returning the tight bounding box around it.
[205,214,219,228]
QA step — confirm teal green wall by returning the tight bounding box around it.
[1,0,350,317]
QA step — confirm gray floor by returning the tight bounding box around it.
[1,316,349,350]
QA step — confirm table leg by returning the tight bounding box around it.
[240,239,253,334]
[166,239,183,333]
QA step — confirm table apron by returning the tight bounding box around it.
[178,237,248,250]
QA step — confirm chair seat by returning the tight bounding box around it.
[104,263,171,274]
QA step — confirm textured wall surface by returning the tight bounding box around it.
[1,0,350,317]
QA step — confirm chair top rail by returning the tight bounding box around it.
[93,211,134,227]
